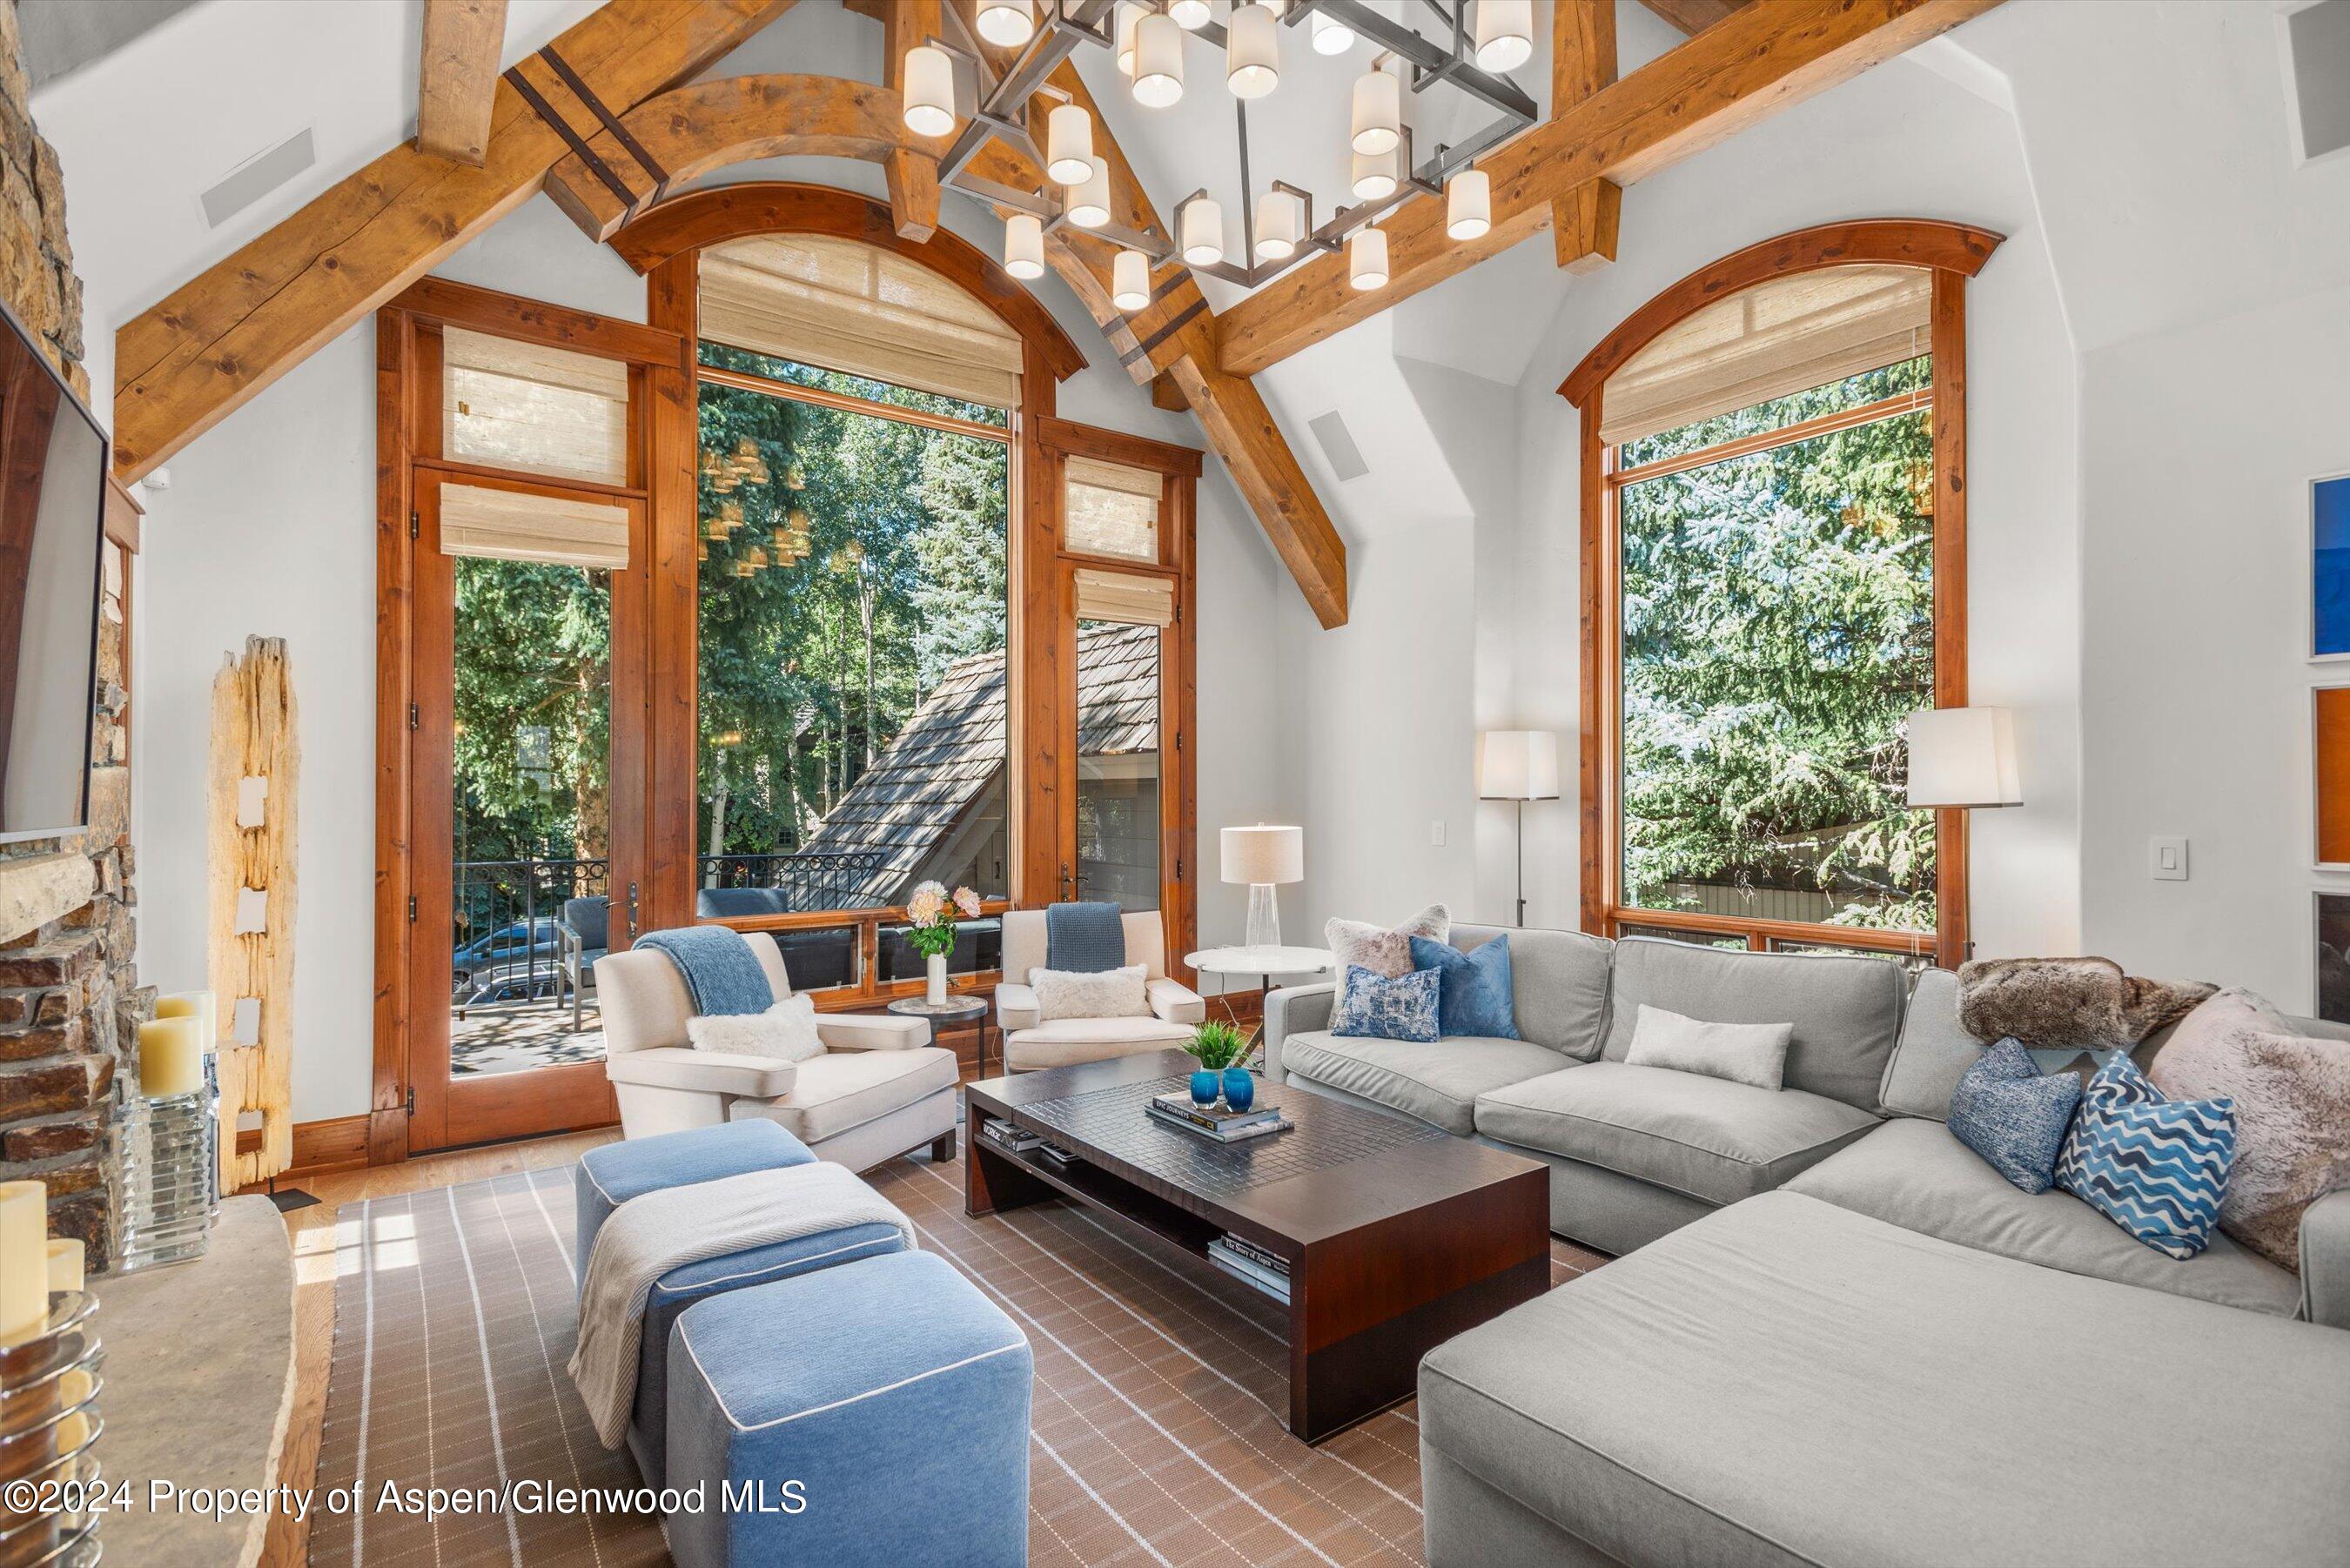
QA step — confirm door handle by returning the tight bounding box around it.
[1059,863,1073,901]
[627,881,641,941]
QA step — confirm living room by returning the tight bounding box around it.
[0,0,2343,1565]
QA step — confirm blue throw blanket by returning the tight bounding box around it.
[1045,901,1126,973]
[636,926,776,1016]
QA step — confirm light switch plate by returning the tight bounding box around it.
[1429,821,1447,847]
[2150,834,2189,881]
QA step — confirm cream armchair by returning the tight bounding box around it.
[996,908,1205,1071]
[594,933,959,1170]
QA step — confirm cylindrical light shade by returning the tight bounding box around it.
[1226,3,1279,99]
[1254,189,1303,260]
[1904,707,2023,807]
[902,44,956,138]
[1046,104,1094,185]
[1068,156,1112,227]
[1479,729,1561,800]
[1221,825,1305,885]
[976,0,1034,47]
[1473,0,1534,71]
[1112,249,1151,311]
[1348,225,1388,290]
[1352,67,1400,155]
[1447,168,1491,240]
[1180,197,1224,266]
[1312,10,1357,53]
[1169,0,1212,29]
[1115,1,1141,74]
[1132,11,1185,106]
[1004,213,1045,279]
[1351,145,1399,202]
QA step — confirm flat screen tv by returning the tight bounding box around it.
[0,295,105,843]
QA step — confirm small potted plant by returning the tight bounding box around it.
[1184,1020,1256,1111]
[905,881,983,1005]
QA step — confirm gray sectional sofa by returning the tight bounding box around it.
[1266,926,2350,1567]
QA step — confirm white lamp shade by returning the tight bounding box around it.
[1046,104,1095,185]
[1115,1,1141,74]
[1311,10,1356,53]
[1348,225,1388,290]
[1221,825,1305,885]
[1351,67,1401,156]
[1132,12,1185,106]
[1473,0,1534,71]
[1254,190,1303,260]
[976,0,1035,47]
[1180,197,1225,266]
[1169,0,1212,29]
[1068,157,1112,228]
[1479,729,1560,800]
[1111,249,1151,311]
[1447,169,1491,240]
[1004,213,1044,279]
[902,45,956,138]
[1351,145,1400,202]
[1904,707,2022,807]
[1227,3,1279,98]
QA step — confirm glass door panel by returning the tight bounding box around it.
[1072,617,1162,910]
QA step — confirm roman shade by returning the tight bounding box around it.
[443,327,632,486]
[440,482,630,570]
[1073,568,1173,627]
[1600,265,1931,449]
[700,234,1025,411]
[1064,455,1160,561]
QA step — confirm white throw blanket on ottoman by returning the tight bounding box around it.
[568,1161,918,1447]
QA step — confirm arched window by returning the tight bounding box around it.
[1560,221,2001,968]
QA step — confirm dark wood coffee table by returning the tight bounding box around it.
[964,1049,1549,1444]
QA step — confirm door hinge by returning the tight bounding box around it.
[409,703,420,730]
[1174,856,1184,881]
[407,895,418,922]
[405,1086,417,1116]
[410,510,420,539]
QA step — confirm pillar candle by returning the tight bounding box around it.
[155,990,217,1054]
[138,1016,203,1098]
[0,1181,47,1346]
[46,1238,83,1294]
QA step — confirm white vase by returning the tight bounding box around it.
[925,951,948,1006]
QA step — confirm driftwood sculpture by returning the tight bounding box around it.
[208,636,299,1190]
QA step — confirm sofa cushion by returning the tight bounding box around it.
[1877,967,1981,1119]
[1784,1118,2301,1317]
[1473,1060,1878,1208]
[1449,922,1614,1059]
[1602,937,1905,1111]
[1281,1029,1566,1136]
[1411,934,1520,1039]
[1003,1015,1198,1070]
[738,1046,957,1143]
[1418,1190,2350,1568]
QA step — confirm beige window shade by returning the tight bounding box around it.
[443,327,631,486]
[1064,455,1161,561]
[700,234,1025,411]
[440,483,629,570]
[1074,567,1173,627]
[1600,265,1932,449]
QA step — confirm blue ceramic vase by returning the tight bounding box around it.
[1221,1067,1256,1113]
[1190,1069,1220,1107]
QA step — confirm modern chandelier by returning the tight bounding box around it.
[900,0,1540,302]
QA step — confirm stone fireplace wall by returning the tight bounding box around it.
[0,0,144,1270]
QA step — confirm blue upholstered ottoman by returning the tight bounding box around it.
[574,1120,908,1484]
[664,1251,1033,1568]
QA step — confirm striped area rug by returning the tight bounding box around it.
[308,1149,1604,1567]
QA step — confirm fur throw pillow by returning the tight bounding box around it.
[1029,963,1149,1022]
[2149,988,2350,1271]
[1957,956,2216,1049]
[1326,905,1449,1009]
[687,992,824,1062]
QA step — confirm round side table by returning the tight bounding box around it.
[1185,945,1334,1057]
[887,994,993,1076]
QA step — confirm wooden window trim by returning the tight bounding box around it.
[1561,219,2003,970]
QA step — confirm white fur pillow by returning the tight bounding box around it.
[1624,1003,1793,1091]
[687,993,824,1062]
[1029,963,1149,1022]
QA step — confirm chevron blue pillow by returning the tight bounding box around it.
[2054,1054,2237,1259]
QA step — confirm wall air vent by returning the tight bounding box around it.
[1307,410,1369,483]
[198,127,317,231]
[2287,0,2350,163]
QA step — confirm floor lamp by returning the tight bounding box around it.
[1479,730,1559,928]
[1904,706,2023,962]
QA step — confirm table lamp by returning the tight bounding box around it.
[1479,730,1559,927]
[1220,825,1304,948]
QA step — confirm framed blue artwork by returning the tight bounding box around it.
[2315,473,2350,659]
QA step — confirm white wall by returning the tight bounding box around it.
[2078,276,2350,1008]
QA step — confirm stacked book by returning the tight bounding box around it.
[978,1118,1044,1156]
[1146,1091,1289,1143]
[1207,1233,1292,1304]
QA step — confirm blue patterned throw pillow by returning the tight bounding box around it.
[1946,1039,2081,1194]
[1407,935,1519,1039]
[1330,964,1441,1043]
[2054,1054,2237,1259]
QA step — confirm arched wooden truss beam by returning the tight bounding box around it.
[544,73,950,245]
[1558,218,2002,407]
[609,181,1087,384]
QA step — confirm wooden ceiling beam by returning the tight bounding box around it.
[1213,0,2002,378]
[417,0,510,166]
[877,0,943,240]
[1635,0,1756,35]
[111,0,796,482]
[1550,0,1621,272]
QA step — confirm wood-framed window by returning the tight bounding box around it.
[1559,221,2003,970]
